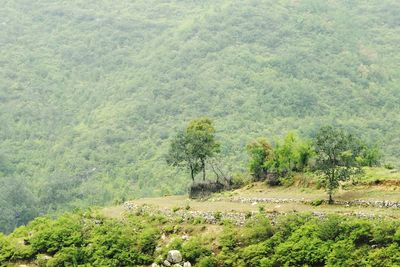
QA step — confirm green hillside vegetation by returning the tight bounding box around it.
[1,0,400,232]
[2,210,400,266]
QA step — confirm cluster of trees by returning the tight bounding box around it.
[167,119,381,203]
[247,126,381,202]
[1,0,400,232]
[246,132,314,181]
[2,211,400,266]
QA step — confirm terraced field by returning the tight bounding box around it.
[103,168,400,223]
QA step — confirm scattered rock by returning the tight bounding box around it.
[163,260,172,266]
[167,250,183,263]
[123,197,396,227]
[183,262,192,267]
[151,263,160,267]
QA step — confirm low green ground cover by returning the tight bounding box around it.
[2,210,400,267]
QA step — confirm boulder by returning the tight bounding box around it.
[183,262,192,267]
[163,260,171,266]
[151,263,160,267]
[167,250,182,263]
[36,254,52,266]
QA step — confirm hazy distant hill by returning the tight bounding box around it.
[0,0,399,232]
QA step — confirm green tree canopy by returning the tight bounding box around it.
[167,118,220,182]
[246,138,274,181]
[314,126,363,203]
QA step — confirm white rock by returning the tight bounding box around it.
[183,262,192,267]
[151,263,160,267]
[164,260,172,266]
[167,250,182,263]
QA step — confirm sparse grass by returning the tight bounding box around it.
[361,167,400,183]
[103,167,400,221]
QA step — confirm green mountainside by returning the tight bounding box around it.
[1,0,400,232]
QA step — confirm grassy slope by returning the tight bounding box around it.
[106,168,400,220]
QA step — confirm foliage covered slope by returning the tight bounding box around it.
[2,211,400,266]
[1,0,400,232]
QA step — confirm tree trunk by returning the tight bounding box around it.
[201,159,206,181]
[328,169,335,204]
[190,167,195,182]
[328,193,333,204]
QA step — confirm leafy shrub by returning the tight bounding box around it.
[29,214,83,254]
[166,237,183,251]
[241,214,273,244]
[137,228,159,254]
[317,215,343,241]
[219,226,239,251]
[197,256,218,267]
[394,227,400,245]
[239,241,272,267]
[213,211,222,222]
[47,246,82,267]
[274,223,331,266]
[384,163,395,170]
[85,216,159,266]
[258,205,265,213]
[371,221,398,246]
[192,216,206,225]
[311,199,323,206]
[0,234,12,263]
[345,221,373,246]
[181,237,212,263]
[172,206,181,213]
[366,243,400,266]
[326,240,359,266]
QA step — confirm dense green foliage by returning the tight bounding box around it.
[247,133,315,180]
[0,212,161,266]
[1,0,400,232]
[2,211,400,266]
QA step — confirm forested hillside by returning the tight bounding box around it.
[1,0,400,232]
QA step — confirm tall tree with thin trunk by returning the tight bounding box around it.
[314,126,363,204]
[167,118,220,182]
